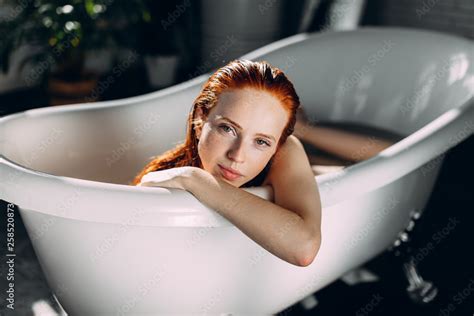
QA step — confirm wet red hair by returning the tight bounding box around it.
[130,59,300,186]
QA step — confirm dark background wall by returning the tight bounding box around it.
[366,0,474,40]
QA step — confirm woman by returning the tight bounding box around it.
[131,59,397,267]
[132,59,321,267]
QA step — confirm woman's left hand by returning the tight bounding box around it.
[138,166,203,190]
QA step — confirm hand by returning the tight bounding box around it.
[138,166,202,190]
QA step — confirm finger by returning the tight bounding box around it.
[139,181,158,187]
[142,181,175,189]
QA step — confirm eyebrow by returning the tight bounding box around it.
[220,117,276,142]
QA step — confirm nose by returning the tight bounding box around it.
[227,139,246,163]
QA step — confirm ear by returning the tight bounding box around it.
[194,107,205,140]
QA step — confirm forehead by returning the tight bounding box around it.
[210,88,289,132]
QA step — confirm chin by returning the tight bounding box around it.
[224,178,241,187]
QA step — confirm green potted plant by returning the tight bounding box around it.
[0,0,151,106]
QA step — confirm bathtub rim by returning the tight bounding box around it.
[1,96,473,227]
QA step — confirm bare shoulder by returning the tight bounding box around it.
[280,134,305,154]
[262,135,321,223]
[263,135,306,185]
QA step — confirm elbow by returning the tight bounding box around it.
[297,246,319,267]
[296,232,322,267]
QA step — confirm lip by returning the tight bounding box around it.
[218,164,242,181]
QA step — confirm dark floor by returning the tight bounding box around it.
[0,202,65,316]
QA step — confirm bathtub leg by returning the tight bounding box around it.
[388,209,439,304]
[403,257,438,304]
[340,267,379,285]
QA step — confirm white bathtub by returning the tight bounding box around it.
[1,27,473,315]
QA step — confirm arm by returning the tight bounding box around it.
[294,120,396,162]
[184,137,322,267]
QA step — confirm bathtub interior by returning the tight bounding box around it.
[1,27,473,186]
[253,28,474,134]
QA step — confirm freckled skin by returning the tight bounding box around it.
[195,88,289,188]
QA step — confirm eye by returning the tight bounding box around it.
[219,124,234,134]
[256,139,271,147]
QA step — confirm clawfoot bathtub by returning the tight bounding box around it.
[1,27,473,315]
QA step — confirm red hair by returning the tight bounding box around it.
[131,59,301,186]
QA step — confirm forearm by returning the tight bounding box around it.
[295,124,395,162]
[185,171,317,266]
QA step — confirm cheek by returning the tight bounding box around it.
[246,153,272,177]
[255,158,271,174]
[198,133,223,166]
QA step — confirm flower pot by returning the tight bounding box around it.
[144,54,180,89]
[47,72,100,106]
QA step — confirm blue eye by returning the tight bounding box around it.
[257,139,271,147]
[219,124,234,134]
[220,124,270,147]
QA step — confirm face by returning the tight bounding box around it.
[195,88,289,187]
